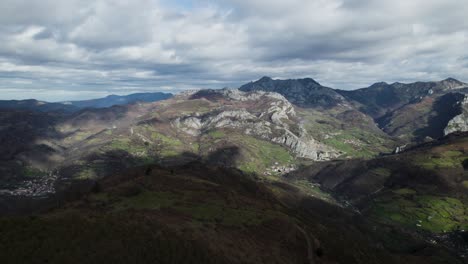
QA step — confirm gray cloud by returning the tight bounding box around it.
[0,0,467,101]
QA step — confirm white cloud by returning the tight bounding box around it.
[0,0,467,100]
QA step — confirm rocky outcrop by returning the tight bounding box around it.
[172,89,338,160]
[272,131,334,160]
[439,78,468,90]
[173,109,270,137]
[445,96,468,135]
[444,114,468,135]
[393,145,408,154]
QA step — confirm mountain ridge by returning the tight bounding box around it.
[0,92,173,113]
[241,76,468,144]
[61,92,173,109]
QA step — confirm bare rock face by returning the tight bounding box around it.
[445,114,468,135]
[272,131,333,160]
[173,109,267,136]
[445,96,468,135]
[439,78,468,90]
[172,89,338,160]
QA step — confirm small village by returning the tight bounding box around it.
[264,162,297,176]
[0,171,57,197]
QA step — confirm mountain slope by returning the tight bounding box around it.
[241,77,399,156]
[338,79,468,142]
[287,132,468,259]
[1,162,463,264]
[241,77,468,145]
[0,88,343,199]
[3,77,468,199]
[376,93,465,142]
[240,76,347,108]
[337,78,468,119]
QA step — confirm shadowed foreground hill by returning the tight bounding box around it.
[287,132,468,260]
[0,161,464,264]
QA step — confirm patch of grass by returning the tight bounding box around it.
[178,202,283,227]
[462,181,468,189]
[22,167,46,178]
[86,137,102,145]
[444,150,464,157]
[76,168,97,180]
[208,130,225,139]
[64,131,94,145]
[413,149,468,170]
[289,180,336,203]
[190,142,200,152]
[323,129,389,158]
[108,139,147,154]
[372,167,392,177]
[392,188,416,195]
[149,131,186,157]
[371,194,468,233]
[413,151,465,170]
[151,132,183,147]
[101,189,282,227]
[114,191,177,210]
[234,136,294,173]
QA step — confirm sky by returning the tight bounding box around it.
[1,0,468,101]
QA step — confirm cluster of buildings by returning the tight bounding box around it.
[0,171,57,197]
[264,162,297,176]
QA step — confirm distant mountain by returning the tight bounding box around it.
[339,78,468,142]
[0,99,78,113]
[337,78,468,119]
[241,77,468,143]
[62,92,173,109]
[0,92,173,113]
[376,92,465,141]
[239,76,346,108]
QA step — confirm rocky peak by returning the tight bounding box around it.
[439,78,467,90]
[172,88,338,160]
[242,77,323,91]
[369,82,390,88]
[258,76,273,82]
[239,77,345,108]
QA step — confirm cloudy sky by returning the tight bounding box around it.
[1,0,468,101]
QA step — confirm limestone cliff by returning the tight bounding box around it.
[445,96,468,135]
[172,89,338,160]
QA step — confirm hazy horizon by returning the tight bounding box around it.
[0,75,465,102]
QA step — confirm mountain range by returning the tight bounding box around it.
[1,77,468,263]
[0,92,173,113]
[241,77,468,143]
